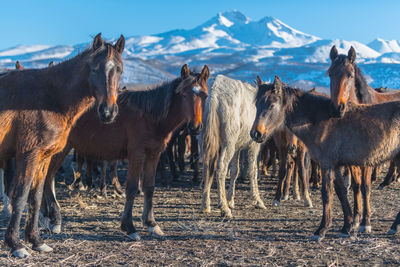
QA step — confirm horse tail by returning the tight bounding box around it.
[200,88,221,185]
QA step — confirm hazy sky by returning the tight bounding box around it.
[0,0,398,50]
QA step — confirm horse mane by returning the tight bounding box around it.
[117,77,183,121]
[354,64,374,103]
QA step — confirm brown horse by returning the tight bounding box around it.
[0,33,125,258]
[41,64,210,240]
[328,45,400,233]
[251,75,400,241]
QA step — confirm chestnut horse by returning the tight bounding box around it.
[41,64,210,240]
[251,75,400,241]
[328,45,400,233]
[0,33,125,258]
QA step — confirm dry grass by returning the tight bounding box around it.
[1,163,400,266]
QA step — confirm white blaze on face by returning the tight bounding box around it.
[105,60,115,74]
[192,85,201,94]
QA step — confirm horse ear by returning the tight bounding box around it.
[181,64,190,79]
[48,61,54,67]
[348,46,356,63]
[256,75,264,87]
[15,61,23,70]
[114,35,125,54]
[93,33,104,50]
[200,65,210,81]
[273,75,282,94]
[330,45,338,61]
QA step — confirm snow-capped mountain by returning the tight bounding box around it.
[0,11,399,89]
[368,38,400,54]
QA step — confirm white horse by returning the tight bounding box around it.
[200,75,266,218]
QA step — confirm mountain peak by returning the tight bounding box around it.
[219,10,250,25]
[368,38,400,54]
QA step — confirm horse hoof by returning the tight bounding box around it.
[50,224,62,234]
[388,229,397,235]
[377,185,384,190]
[33,243,53,252]
[12,248,30,258]
[149,226,165,239]
[359,225,372,233]
[200,206,211,214]
[282,195,289,201]
[311,235,323,242]
[255,202,267,210]
[221,208,233,219]
[339,232,350,238]
[127,232,141,241]
[272,200,280,207]
[304,199,313,208]
[228,201,235,209]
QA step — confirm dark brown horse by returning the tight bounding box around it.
[328,45,400,233]
[41,64,210,240]
[0,33,125,258]
[251,75,400,241]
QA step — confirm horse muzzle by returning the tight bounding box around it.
[330,102,346,118]
[98,103,118,123]
[189,122,203,135]
[250,129,264,143]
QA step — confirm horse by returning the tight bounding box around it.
[41,64,210,240]
[328,45,400,233]
[0,33,125,258]
[200,75,266,218]
[250,75,400,241]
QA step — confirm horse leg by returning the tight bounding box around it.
[333,167,353,237]
[312,167,334,241]
[25,157,53,253]
[200,156,216,213]
[282,155,295,201]
[378,160,397,189]
[227,152,240,209]
[142,152,164,238]
[110,160,123,196]
[177,133,186,173]
[5,154,38,258]
[85,158,94,190]
[121,156,143,240]
[72,154,85,190]
[292,161,300,201]
[248,144,265,209]
[167,141,179,181]
[273,150,288,206]
[349,166,362,231]
[299,150,312,208]
[215,146,235,218]
[359,166,372,233]
[100,161,107,197]
[42,145,71,234]
[190,134,199,183]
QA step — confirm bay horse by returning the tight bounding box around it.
[250,75,400,241]
[328,45,400,233]
[0,33,125,258]
[41,64,210,240]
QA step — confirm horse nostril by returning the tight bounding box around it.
[338,103,345,112]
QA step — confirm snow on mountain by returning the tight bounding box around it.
[275,39,381,64]
[1,11,399,89]
[368,38,400,54]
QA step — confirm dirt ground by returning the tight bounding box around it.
[1,161,400,266]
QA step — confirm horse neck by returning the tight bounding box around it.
[47,54,95,124]
[284,92,331,144]
[157,98,188,137]
[354,67,377,104]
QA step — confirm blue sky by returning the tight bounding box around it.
[0,0,398,50]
